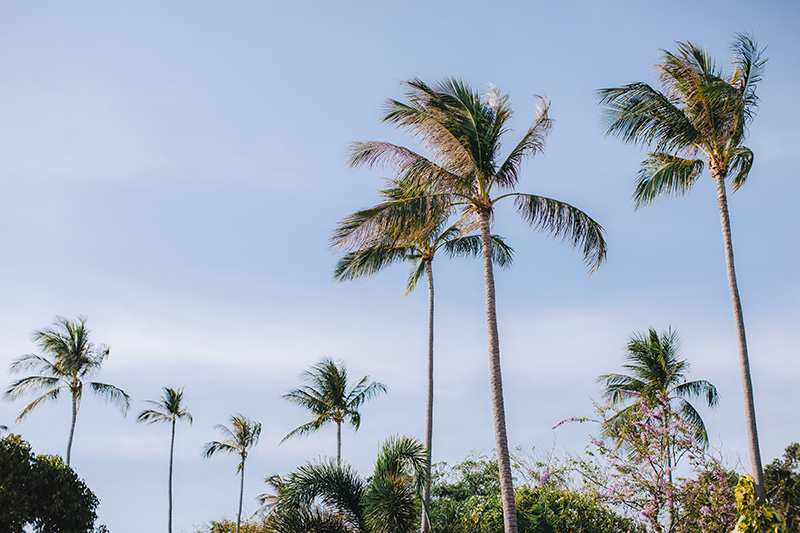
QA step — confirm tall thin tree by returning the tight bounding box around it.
[598,33,767,500]
[203,414,261,533]
[333,179,513,532]
[343,78,607,533]
[138,387,193,533]
[282,357,386,467]
[4,316,130,465]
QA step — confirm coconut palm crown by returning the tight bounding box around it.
[4,316,130,465]
[598,32,767,500]
[598,327,719,446]
[282,357,386,467]
[338,77,606,533]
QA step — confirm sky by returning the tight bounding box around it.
[1,1,798,531]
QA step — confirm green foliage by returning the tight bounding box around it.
[677,461,738,533]
[0,434,99,532]
[765,443,800,532]
[429,455,640,533]
[732,475,786,533]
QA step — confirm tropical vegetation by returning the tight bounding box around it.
[282,357,386,466]
[598,32,768,500]
[4,316,130,465]
[138,386,193,533]
[203,414,263,533]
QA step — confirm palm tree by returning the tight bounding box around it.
[282,357,386,467]
[333,178,513,532]
[203,414,262,533]
[267,435,428,533]
[138,387,193,533]
[4,316,130,465]
[598,33,767,500]
[342,78,607,533]
[598,327,719,444]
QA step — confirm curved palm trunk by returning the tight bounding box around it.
[237,458,245,533]
[712,173,765,501]
[337,420,342,467]
[478,210,519,533]
[168,420,176,533]
[421,259,435,533]
[66,388,78,466]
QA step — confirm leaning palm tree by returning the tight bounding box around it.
[4,316,130,465]
[598,33,767,500]
[598,327,719,445]
[340,78,607,533]
[267,435,428,533]
[203,414,262,533]
[138,387,193,533]
[282,357,386,467]
[333,178,513,532]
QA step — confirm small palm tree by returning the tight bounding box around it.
[598,33,768,500]
[267,435,428,533]
[4,316,130,465]
[333,179,513,531]
[282,357,386,467]
[343,78,607,533]
[203,414,262,533]
[598,327,719,445]
[138,387,193,533]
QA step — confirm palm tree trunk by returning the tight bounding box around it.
[66,388,78,466]
[421,259,435,533]
[337,420,342,467]
[712,172,765,501]
[237,459,245,533]
[169,420,176,533]
[478,209,518,533]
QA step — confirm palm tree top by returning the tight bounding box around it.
[598,327,719,445]
[203,414,262,472]
[598,32,767,205]
[137,387,193,425]
[343,77,607,274]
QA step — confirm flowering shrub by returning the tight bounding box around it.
[677,461,738,533]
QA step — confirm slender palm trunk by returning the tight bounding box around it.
[168,420,176,533]
[337,420,342,467]
[421,259,435,533]
[478,209,518,533]
[66,388,78,466]
[237,459,245,533]
[712,172,765,501]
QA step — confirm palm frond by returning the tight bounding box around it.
[442,233,514,268]
[511,193,607,273]
[674,379,720,408]
[14,387,62,423]
[633,153,704,208]
[730,32,767,123]
[679,400,710,448]
[494,96,553,189]
[333,244,415,282]
[404,257,426,295]
[728,146,754,191]
[5,375,62,400]
[89,382,131,414]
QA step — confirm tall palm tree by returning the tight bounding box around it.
[4,316,130,465]
[333,178,513,532]
[342,78,607,533]
[282,357,386,467]
[203,414,262,533]
[138,387,193,533]
[598,327,719,445]
[598,33,767,500]
[267,435,428,533]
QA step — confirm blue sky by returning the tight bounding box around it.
[1,1,798,531]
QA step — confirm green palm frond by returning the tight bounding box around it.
[15,387,62,423]
[730,32,767,122]
[511,193,607,273]
[633,153,704,208]
[679,400,710,447]
[137,387,192,424]
[673,379,720,408]
[89,382,131,414]
[729,146,754,191]
[5,375,62,401]
[203,414,261,473]
[333,244,414,282]
[494,96,553,189]
[441,234,514,267]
